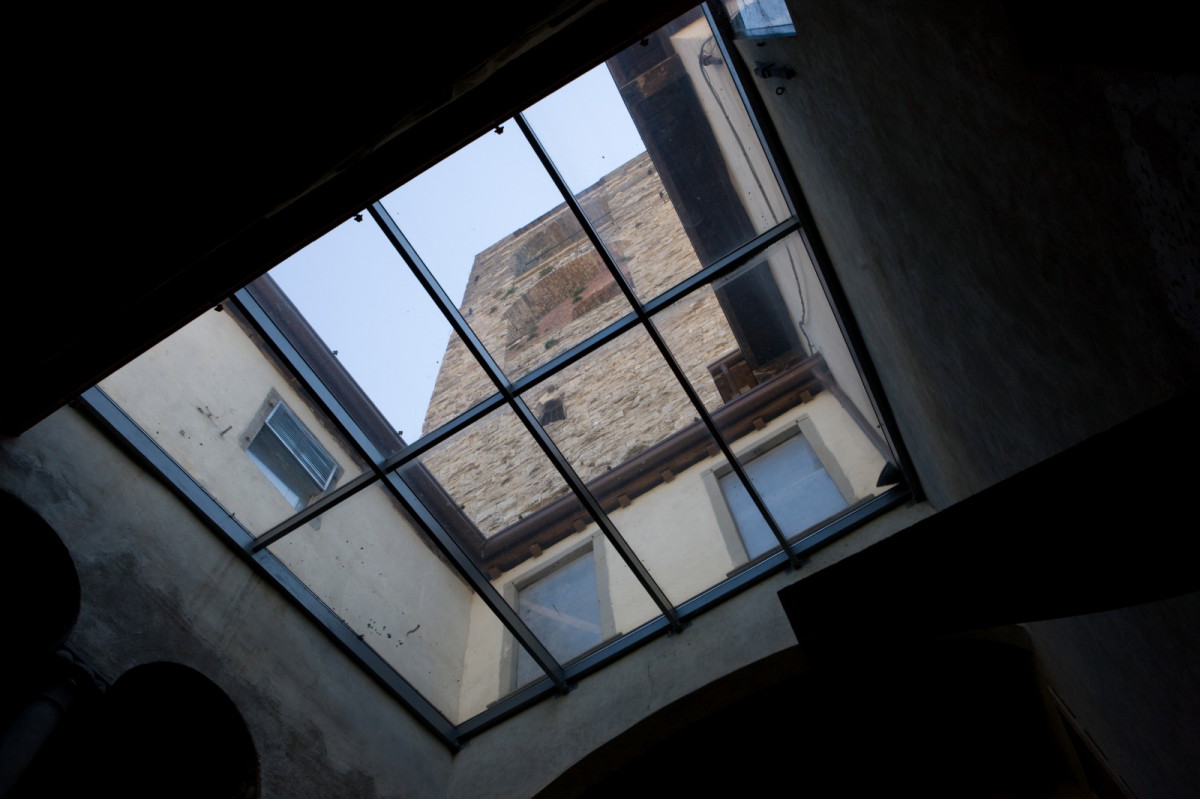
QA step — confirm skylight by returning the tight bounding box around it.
[87,2,909,747]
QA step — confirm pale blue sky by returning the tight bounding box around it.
[270,65,645,440]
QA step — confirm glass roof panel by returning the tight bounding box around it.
[380,121,635,382]
[523,6,790,303]
[651,233,898,558]
[267,480,547,724]
[90,2,905,739]
[397,404,661,665]
[265,215,497,452]
[99,311,369,537]
[521,325,745,605]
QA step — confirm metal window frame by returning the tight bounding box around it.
[78,0,917,750]
[261,401,339,492]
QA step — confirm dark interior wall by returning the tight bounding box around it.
[747,0,1196,506]
[1025,592,1200,799]
[0,410,453,798]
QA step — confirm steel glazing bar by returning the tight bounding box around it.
[78,387,257,552]
[368,204,601,681]
[368,205,510,389]
[457,483,910,743]
[75,387,462,749]
[509,217,797,398]
[237,279,571,692]
[235,287,391,469]
[639,218,797,318]
[370,201,685,635]
[377,391,506,474]
[240,275,509,484]
[453,672,562,743]
[674,486,910,621]
[381,470,570,692]
[515,113,803,569]
[507,388,684,630]
[787,485,910,559]
[250,547,461,748]
[508,308,640,397]
[700,0,922,500]
[252,471,377,551]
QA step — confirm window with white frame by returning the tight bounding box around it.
[718,428,850,559]
[514,546,604,686]
[245,399,340,510]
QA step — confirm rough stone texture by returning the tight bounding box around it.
[421,153,741,536]
[424,152,710,434]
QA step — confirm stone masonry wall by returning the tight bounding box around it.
[420,152,742,541]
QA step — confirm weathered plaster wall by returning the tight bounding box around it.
[100,307,480,719]
[0,408,452,798]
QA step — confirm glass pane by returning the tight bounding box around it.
[723,0,796,39]
[651,233,897,558]
[380,123,634,381]
[99,311,368,537]
[515,549,599,684]
[522,326,749,604]
[524,6,789,303]
[268,480,548,723]
[399,404,661,669]
[718,433,847,558]
[264,215,497,453]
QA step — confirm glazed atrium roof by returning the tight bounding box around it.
[84,2,912,747]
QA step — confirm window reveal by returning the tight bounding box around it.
[539,399,566,425]
[719,431,848,559]
[245,400,339,510]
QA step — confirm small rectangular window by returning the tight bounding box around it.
[720,432,848,559]
[514,548,603,685]
[246,401,339,510]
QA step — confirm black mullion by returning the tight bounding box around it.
[254,471,378,552]
[76,387,462,749]
[371,198,683,633]
[509,218,798,398]
[234,288,390,470]
[507,392,683,630]
[515,113,802,568]
[509,309,641,396]
[234,287,394,553]
[379,470,570,692]
[368,202,580,689]
[368,204,509,388]
[700,1,923,501]
[377,392,506,473]
[640,218,797,318]
[239,281,569,691]
[78,387,257,552]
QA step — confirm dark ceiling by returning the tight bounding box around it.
[10,1,1192,438]
[6,1,696,435]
